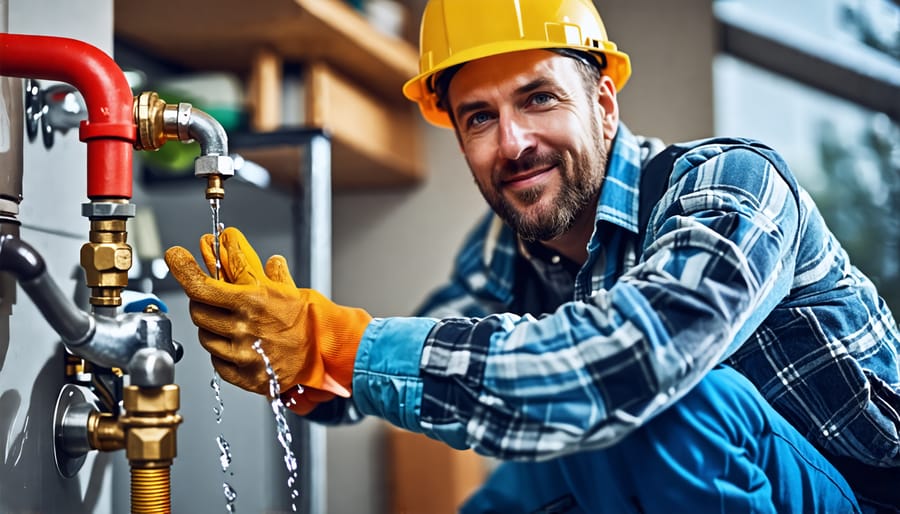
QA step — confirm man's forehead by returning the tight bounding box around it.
[448,49,576,96]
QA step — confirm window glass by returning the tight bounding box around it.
[715,0,899,62]
[715,54,900,309]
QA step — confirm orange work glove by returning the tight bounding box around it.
[163,227,372,399]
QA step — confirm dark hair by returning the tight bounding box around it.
[431,63,464,116]
[553,48,605,90]
[431,48,607,126]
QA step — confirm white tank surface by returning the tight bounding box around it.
[0,1,116,512]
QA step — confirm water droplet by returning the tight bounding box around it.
[223,482,237,512]
[216,435,233,473]
[253,340,301,511]
[211,374,225,424]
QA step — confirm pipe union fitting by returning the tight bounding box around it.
[194,155,234,178]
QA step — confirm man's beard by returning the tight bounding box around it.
[474,135,607,243]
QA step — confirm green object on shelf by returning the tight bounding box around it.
[142,138,200,176]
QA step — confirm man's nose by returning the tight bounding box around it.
[497,112,536,161]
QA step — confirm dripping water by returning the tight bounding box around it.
[222,482,238,513]
[216,433,232,472]
[211,373,224,424]
[252,340,301,512]
[212,373,237,512]
[209,201,234,511]
[217,432,237,512]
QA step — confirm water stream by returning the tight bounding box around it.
[210,199,222,280]
[253,340,301,512]
[206,202,301,511]
[209,203,236,511]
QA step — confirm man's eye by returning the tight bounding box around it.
[468,112,493,127]
[531,93,555,106]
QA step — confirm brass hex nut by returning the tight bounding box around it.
[81,243,132,272]
[127,427,176,461]
[95,245,116,269]
[124,385,180,414]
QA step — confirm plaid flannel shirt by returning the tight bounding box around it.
[343,124,900,467]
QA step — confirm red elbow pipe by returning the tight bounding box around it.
[0,34,135,200]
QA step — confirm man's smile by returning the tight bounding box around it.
[500,165,557,191]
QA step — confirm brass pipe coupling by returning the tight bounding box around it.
[81,200,135,307]
[133,91,188,153]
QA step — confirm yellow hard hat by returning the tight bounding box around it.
[402,0,632,128]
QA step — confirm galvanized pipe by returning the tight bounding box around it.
[0,234,95,344]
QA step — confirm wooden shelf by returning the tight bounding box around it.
[115,0,425,189]
[114,0,418,103]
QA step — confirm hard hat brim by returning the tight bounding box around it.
[403,42,631,129]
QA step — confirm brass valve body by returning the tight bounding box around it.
[85,384,182,514]
[80,218,131,306]
[120,384,183,466]
[86,384,182,461]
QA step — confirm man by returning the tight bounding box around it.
[164,0,900,512]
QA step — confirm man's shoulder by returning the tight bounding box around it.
[664,136,786,166]
[643,136,796,189]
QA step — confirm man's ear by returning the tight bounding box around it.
[597,75,619,142]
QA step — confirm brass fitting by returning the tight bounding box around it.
[133,91,184,152]
[133,91,232,196]
[87,410,126,452]
[86,384,182,513]
[120,384,182,465]
[205,174,225,200]
[133,91,233,205]
[80,217,132,307]
[85,384,182,461]
[121,385,182,513]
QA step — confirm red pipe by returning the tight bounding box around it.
[0,34,135,200]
